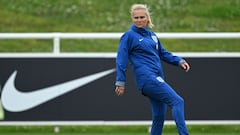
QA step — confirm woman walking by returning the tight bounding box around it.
[115,4,190,135]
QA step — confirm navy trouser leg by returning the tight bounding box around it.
[171,97,189,135]
[148,98,167,135]
[143,78,189,135]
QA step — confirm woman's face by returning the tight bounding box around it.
[132,9,148,28]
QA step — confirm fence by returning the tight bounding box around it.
[0,33,240,126]
[0,32,240,54]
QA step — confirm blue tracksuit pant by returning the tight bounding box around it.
[142,77,189,135]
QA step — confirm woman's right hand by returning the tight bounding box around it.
[115,86,125,96]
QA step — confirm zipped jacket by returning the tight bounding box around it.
[115,24,184,90]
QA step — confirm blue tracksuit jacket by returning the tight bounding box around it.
[115,24,184,91]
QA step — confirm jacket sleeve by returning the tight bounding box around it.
[115,33,130,87]
[157,40,184,66]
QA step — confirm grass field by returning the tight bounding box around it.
[1,133,239,135]
[0,0,239,52]
[0,125,240,135]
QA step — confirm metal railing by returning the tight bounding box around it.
[0,32,240,54]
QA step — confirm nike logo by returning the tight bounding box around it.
[1,69,115,112]
[139,38,144,41]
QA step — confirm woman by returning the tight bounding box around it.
[115,4,190,135]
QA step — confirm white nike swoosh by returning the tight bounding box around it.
[1,69,115,112]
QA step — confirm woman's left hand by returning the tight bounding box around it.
[181,61,190,72]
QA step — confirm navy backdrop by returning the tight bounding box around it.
[0,57,239,121]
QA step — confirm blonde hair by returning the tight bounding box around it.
[130,4,154,28]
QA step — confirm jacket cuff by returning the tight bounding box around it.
[178,59,186,66]
[115,81,125,87]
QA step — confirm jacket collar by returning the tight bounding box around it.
[131,24,150,36]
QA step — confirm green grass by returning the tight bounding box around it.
[0,0,239,32]
[0,0,239,52]
[0,125,240,135]
[1,39,239,53]
[0,133,239,135]
[2,133,239,135]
